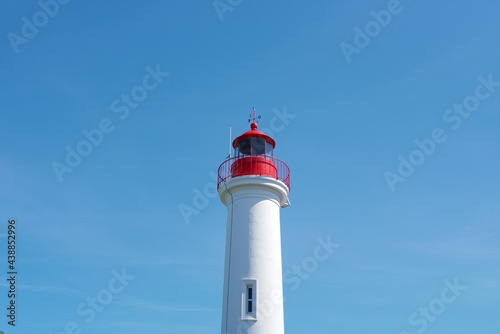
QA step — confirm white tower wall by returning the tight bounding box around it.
[219,175,290,334]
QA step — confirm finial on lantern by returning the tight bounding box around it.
[248,107,261,129]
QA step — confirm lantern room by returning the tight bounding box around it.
[230,122,278,180]
[217,112,291,190]
[233,122,275,157]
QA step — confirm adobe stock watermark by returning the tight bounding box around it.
[49,268,134,334]
[178,106,296,225]
[233,234,340,334]
[384,73,500,192]
[212,0,243,21]
[8,0,71,54]
[232,287,284,334]
[399,277,468,334]
[340,0,418,64]
[284,235,340,291]
[51,64,169,183]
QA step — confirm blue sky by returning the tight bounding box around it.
[1,0,499,333]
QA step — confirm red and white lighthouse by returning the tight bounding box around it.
[218,111,291,334]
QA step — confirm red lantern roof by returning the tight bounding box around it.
[232,122,276,148]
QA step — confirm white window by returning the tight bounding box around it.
[242,279,257,320]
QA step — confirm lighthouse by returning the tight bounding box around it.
[218,110,291,334]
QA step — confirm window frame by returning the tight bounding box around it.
[241,279,257,320]
[236,138,273,156]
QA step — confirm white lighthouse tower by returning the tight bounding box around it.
[217,111,291,334]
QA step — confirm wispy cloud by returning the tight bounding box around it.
[402,221,500,261]
[89,320,215,333]
[116,298,218,313]
[4,283,86,298]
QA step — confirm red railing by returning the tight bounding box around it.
[217,155,290,190]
